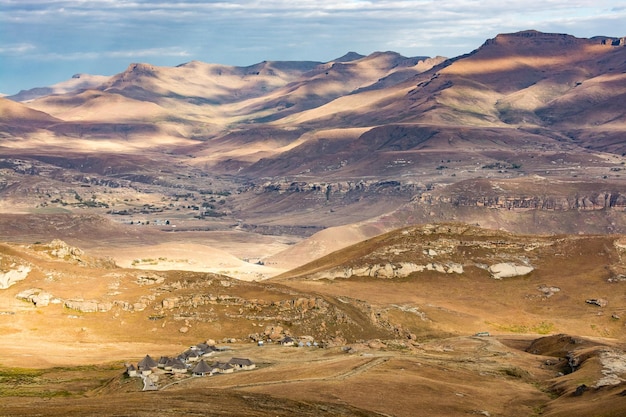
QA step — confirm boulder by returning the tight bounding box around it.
[488,263,534,279]
[446,263,464,274]
[15,288,56,307]
[426,263,446,273]
[372,263,395,278]
[538,285,561,298]
[586,298,608,307]
[162,297,179,309]
[133,302,147,311]
[137,274,165,286]
[396,262,426,276]
[48,239,84,259]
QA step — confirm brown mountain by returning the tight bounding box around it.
[1,30,626,265]
[0,96,61,127]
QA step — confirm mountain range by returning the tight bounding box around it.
[2,30,625,263]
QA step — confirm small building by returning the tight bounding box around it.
[138,354,158,368]
[164,357,187,374]
[196,343,210,352]
[157,356,170,368]
[137,354,158,375]
[228,357,256,371]
[171,360,188,374]
[279,336,295,347]
[182,349,201,362]
[200,345,218,357]
[211,362,234,374]
[126,364,137,377]
[192,359,212,376]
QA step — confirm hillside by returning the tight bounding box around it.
[2,227,626,416]
[7,73,111,102]
[274,223,625,336]
[4,224,625,357]
[0,97,61,128]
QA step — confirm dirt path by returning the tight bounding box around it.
[160,356,390,391]
[335,356,389,380]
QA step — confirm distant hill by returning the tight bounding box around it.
[7,73,111,102]
[0,96,61,129]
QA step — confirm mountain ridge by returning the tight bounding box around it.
[1,30,626,266]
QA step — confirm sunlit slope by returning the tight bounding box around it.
[275,223,626,338]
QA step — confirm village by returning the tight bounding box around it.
[125,335,305,391]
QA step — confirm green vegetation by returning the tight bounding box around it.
[0,367,44,384]
[0,364,120,398]
[482,161,522,170]
[131,258,158,266]
[499,366,529,379]
[487,321,555,335]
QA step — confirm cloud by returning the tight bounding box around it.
[21,47,192,61]
[1,1,618,22]
[0,43,36,54]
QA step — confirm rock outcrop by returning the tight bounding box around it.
[420,191,626,211]
[586,298,608,308]
[308,261,464,280]
[47,239,84,260]
[15,288,59,307]
[64,299,113,313]
[0,265,31,289]
[488,263,534,279]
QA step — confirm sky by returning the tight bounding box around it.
[1,0,625,95]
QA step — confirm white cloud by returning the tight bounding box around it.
[0,43,36,54]
[29,47,192,61]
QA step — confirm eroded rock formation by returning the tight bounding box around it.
[0,265,31,289]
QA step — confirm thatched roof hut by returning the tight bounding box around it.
[228,357,256,370]
[138,354,158,370]
[192,359,212,376]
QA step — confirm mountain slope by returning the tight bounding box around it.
[0,97,62,127]
[7,73,111,102]
[274,223,626,338]
[304,31,626,130]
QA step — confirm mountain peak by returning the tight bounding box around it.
[124,63,158,76]
[469,30,600,59]
[332,52,366,63]
[485,30,580,46]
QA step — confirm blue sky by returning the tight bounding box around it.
[1,0,624,95]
